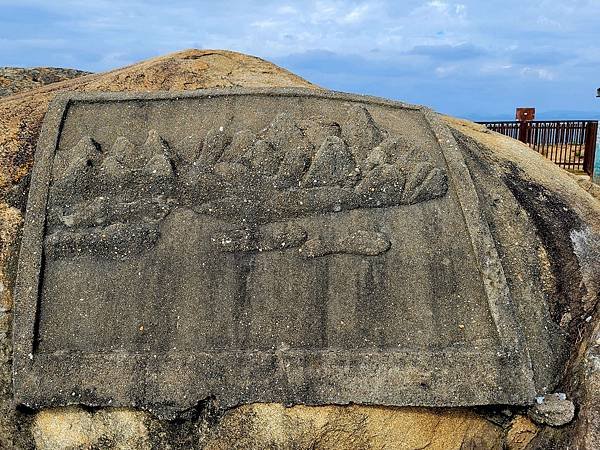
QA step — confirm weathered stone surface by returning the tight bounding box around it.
[32,407,150,450]
[0,67,90,98]
[528,394,575,427]
[0,52,318,446]
[13,87,561,420]
[203,404,505,450]
[572,174,600,201]
[29,403,506,450]
[506,415,539,450]
[0,50,322,449]
[0,50,316,195]
[0,50,599,448]
[446,117,600,448]
[567,316,600,449]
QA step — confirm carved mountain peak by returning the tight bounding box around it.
[263,113,307,150]
[99,131,174,176]
[299,117,342,148]
[220,129,257,163]
[51,108,447,226]
[54,136,101,180]
[142,130,174,176]
[244,139,280,176]
[343,104,385,161]
[197,128,230,167]
[143,129,170,156]
[302,135,359,188]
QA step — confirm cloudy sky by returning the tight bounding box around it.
[1,0,599,119]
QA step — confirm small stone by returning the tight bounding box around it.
[527,393,575,426]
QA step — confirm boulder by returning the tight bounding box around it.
[0,49,599,449]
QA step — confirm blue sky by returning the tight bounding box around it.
[1,0,599,120]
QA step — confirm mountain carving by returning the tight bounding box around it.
[46,105,448,259]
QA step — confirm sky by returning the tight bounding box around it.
[1,0,599,120]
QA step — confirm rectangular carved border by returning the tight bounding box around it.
[12,88,535,418]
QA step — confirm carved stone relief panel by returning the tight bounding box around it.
[14,89,538,419]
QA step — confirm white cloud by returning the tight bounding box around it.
[250,19,281,29]
[304,1,375,25]
[340,3,370,24]
[276,5,299,15]
[309,1,338,23]
[536,15,561,28]
[424,0,466,18]
[434,64,459,77]
[427,1,449,13]
[520,67,555,81]
[479,62,513,74]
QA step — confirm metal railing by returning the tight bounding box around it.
[476,120,598,175]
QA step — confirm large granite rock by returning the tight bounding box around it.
[0,50,599,449]
[14,88,558,418]
[31,404,506,450]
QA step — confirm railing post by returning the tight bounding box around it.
[583,121,598,177]
[515,107,534,144]
[518,121,529,144]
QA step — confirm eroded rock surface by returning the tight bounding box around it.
[32,407,150,450]
[0,50,598,449]
[17,89,536,417]
[204,404,505,450]
[527,394,575,427]
[0,67,90,98]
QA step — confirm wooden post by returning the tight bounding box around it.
[515,108,535,144]
[518,121,529,143]
[583,121,598,176]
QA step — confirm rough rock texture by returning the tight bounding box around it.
[0,49,316,195]
[29,404,506,450]
[576,176,600,201]
[444,117,600,449]
[0,67,90,98]
[506,416,539,450]
[528,394,575,427]
[32,407,150,449]
[568,313,600,449]
[203,404,505,449]
[0,49,599,449]
[16,88,549,417]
